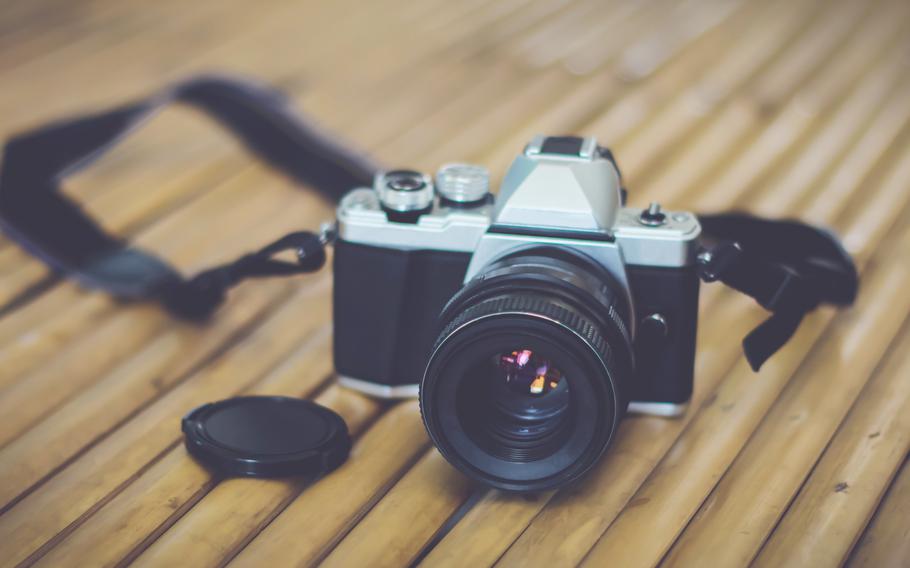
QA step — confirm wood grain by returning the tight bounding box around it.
[849,458,910,568]
[754,321,910,566]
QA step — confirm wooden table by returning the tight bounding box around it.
[1,0,908,566]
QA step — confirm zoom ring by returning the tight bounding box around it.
[434,293,617,376]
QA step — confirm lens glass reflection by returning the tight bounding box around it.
[459,347,571,462]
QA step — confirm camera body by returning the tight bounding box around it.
[333,135,701,416]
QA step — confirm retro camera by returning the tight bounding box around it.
[332,135,701,491]
[0,75,858,490]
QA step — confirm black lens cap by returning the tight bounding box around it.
[182,396,351,478]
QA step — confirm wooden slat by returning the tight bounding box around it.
[753,322,910,566]
[482,0,751,182]
[849,458,910,567]
[688,2,903,213]
[558,31,910,568]
[318,450,476,568]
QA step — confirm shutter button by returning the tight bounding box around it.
[639,202,667,226]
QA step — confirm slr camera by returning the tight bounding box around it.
[333,135,701,491]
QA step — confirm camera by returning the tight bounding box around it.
[1,75,858,491]
[332,135,701,491]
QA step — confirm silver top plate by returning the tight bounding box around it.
[337,188,491,252]
[338,186,700,267]
[614,208,701,267]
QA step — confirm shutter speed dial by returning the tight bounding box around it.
[375,169,434,212]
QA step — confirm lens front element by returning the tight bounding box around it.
[460,348,571,463]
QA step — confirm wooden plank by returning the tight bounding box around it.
[661,1,904,215]
[0,161,282,385]
[0,1,153,71]
[553,58,910,568]
[849,459,910,567]
[753,322,910,566]
[563,0,743,77]
[572,45,910,565]
[0,0,437,261]
[0,0,282,130]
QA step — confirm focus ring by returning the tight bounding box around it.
[433,293,616,376]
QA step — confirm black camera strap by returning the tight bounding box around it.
[0,74,857,369]
[0,75,377,319]
[696,213,857,370]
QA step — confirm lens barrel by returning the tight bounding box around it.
[420,248,634,492]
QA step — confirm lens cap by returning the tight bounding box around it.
[182,396,351,478]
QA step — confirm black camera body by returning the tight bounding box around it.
[333,241,700,411]
[333,136,702,490]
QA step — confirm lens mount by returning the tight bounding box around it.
[420,249,634,492]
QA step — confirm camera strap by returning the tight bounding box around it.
[696,213,857,370]
[0,74,857,369]
[0,75,377,318]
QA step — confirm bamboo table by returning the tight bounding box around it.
[0,0,908,566]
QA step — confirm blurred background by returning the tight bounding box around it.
[3,0,907,284]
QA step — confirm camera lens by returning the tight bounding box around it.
[420,248,635,492]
